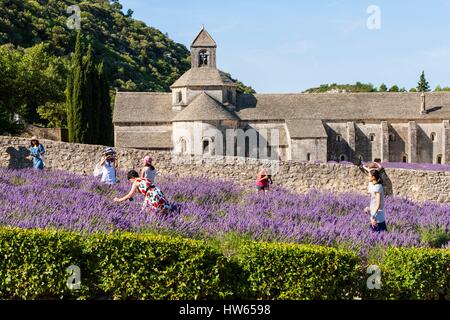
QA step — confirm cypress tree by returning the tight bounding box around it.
[82,45,97,144]
[67,31,84,143]
[97,62,113,146]
[67,35,112,145]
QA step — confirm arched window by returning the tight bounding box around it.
[199,50,209,67]
[202,139,210,155]
[437,155,443,164]
[245,136,250,158]
[431,132,437,142]
[358,155,364,162]
[402,155,408,163]
[180,138,187,154]
[176,91,182,104]
[369,134,376,142]
[267,141,272,158]
[226,90,233,103]
[307,153,311,161]
[340,154,347,162]
[336,135,342,143]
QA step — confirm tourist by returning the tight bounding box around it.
[256,168,270,193]
[95,147,118,185]
[359,159,385,178]
[364,170,388,233]
[140,156,158,184]
[29,136,46,170]
[113,170,171,214]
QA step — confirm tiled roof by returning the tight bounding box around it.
[172,92,239,122]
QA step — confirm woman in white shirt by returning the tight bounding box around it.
[140,156,158,184]
[94,147,118,185]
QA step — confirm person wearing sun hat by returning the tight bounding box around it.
[139,155,158,184]
[29,136,46,170]
[95,147,118,184]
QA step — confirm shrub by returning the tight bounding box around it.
[420,227,450,248]
[84,232,243,300]
[0,228,90,299]
[236,242,361,300]
[380,247,450,300]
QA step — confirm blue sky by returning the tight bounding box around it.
[120,0,450,93]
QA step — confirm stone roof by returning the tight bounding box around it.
[113,92,450,125]
[113,92,175,123]
[191,27,217,48]
[115,131,172,149]
[235,92,450,121]
[171,68,237,88]
[172,92,239,122]
[286,120,328,138]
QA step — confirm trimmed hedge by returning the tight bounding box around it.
[237,242,361,300]
[0,228,448,300]
[380,247,450,300]
[0,228,89,299]
[84,233,243,300]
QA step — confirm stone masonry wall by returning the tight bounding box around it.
[1,136,449,203]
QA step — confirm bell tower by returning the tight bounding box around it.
[191,26,217,68]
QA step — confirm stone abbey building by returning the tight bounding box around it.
[114,28,450,164]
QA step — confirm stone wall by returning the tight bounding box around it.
[1,136,449,203]
[20,125,69,142]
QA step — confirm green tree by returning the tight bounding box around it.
[389,85,400,92]
[379,83,387,92]
[417,71,430,92]
[82,44,97,144]
[97,62,113,146]
[67,32,84,143]
[66,33,114,145]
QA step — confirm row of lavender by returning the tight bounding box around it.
[0,168,449,257]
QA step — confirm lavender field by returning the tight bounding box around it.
[0,168,449,258]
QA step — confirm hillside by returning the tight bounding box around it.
[303,83,379,93]
[0,0,254,131]
[0,0,191,92]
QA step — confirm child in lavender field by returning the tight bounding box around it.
[364,170,388,233]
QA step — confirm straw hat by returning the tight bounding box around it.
[30,136,39,144]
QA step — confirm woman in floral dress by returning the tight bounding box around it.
[113,170,171,214]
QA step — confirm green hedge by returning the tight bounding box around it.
[237,242,361,300]
[380,247,450,300]
[0,228,448,300]
[84,233,242,300]
[0,228,89,299]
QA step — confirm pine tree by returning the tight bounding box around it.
[417,71,430,92]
